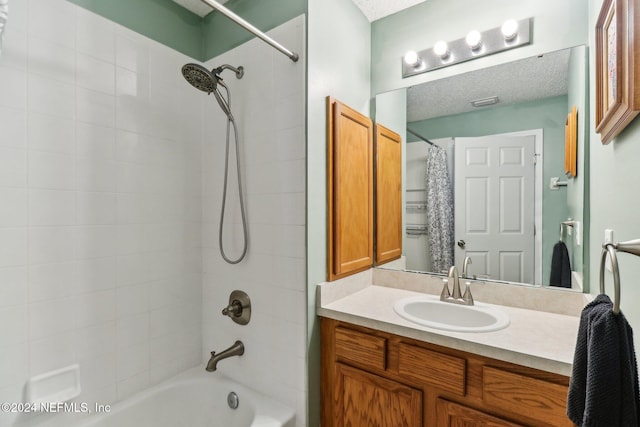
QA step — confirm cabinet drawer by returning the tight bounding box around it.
[398,343,466,395]
[483,366,571,426]
[335,327,386,371]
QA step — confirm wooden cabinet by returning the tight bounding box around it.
[327,98,403,280]
[321,318,572,427]
[327,97,374,281]
[436,399,524,427]
[374,123,402,265]
[337,364,422,427]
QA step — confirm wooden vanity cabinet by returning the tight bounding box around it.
[321,318,572,427]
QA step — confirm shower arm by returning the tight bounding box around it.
[199,0,299,63]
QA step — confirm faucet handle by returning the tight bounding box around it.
[462,281,474,305]
[222,290,251,325]
[440,278,451,301]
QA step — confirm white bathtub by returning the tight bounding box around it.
[72,367,295,427]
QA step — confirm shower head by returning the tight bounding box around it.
[182,63,218,94]
[182,63,233,120]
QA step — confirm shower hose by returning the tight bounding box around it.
[218,88,248,264]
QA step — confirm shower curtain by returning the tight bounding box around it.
[425,145,454,273]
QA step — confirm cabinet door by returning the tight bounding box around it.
[327,97,374,281]
[374,123,402,265]
[436,399,524,427]
[336,363,421,427]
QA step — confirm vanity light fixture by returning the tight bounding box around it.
[501,19,519,41]
[433,40,450,59]
[404,50,421,67]
[401,18,532,78]
[466,30,482,51]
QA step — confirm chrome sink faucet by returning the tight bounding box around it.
[441,266,474,306]
[206,340,244,372]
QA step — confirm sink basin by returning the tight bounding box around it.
[393,295,510,333]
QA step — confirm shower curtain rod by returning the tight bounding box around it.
[199,0,299,62]
[407,128,435,146]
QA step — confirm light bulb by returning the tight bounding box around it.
[501,19,519,40]
[433,40,449,58]
[465,30,482,50]
[404,50,420,67]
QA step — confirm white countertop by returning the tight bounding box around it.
[318,284,581,376]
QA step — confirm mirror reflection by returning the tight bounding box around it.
[377,45,588,291]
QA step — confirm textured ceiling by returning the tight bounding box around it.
[351,0,427,22]
[407,48,571,123]
[172,0,425,21]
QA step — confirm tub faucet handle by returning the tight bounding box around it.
[222,300,242,316]
[221,290,251,325]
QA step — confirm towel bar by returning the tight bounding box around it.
[599,239,640,315]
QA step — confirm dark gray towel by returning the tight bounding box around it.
[567,294,640,426]
[550,241,572,287]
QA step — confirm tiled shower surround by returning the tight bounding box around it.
[201,14,307,427]
[0,1,306,426]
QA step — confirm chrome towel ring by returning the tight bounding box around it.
[599,239,640,315]
[599,244,620,314]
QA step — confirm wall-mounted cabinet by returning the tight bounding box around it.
[327,98,403,281]
[327,97,374,281]
[374,124,402,265]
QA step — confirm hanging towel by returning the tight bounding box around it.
[550,240,572,287]
[425,145,454,273]
[567,294,640,427]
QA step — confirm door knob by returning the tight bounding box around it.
[457,240,466,249]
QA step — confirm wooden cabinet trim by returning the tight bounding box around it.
[436,398,525,427]
[336,363,422,427]
[398,342,466,396]
[482,366,573,426]
[335,326,387,371]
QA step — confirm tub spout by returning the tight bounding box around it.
[206,340,244,372]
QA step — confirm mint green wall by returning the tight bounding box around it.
[202,0,306,60]
[371,0,588,94]
[588,0,640,352]
[307,0,370,425]
[408,96,569,284]
[68,0,204,59]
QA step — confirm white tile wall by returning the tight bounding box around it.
[201,15,307,427]
[0,2,203,426]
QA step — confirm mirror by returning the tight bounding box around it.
[375,45,589,291]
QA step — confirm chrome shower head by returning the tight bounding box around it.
[182,63,234,120]
[182,63,218,94]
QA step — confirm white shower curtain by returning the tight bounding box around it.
[425,145,454,273]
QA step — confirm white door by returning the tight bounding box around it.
[454,135,535,283]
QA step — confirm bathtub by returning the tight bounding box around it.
[72,367,295,427]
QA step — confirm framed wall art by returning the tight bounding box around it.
[565,106,577,177]
[595,0,640,144]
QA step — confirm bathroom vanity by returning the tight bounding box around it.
[318,271,585,427]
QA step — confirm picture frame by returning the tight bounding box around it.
[565,106,577,177]
[595,0,640,144]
